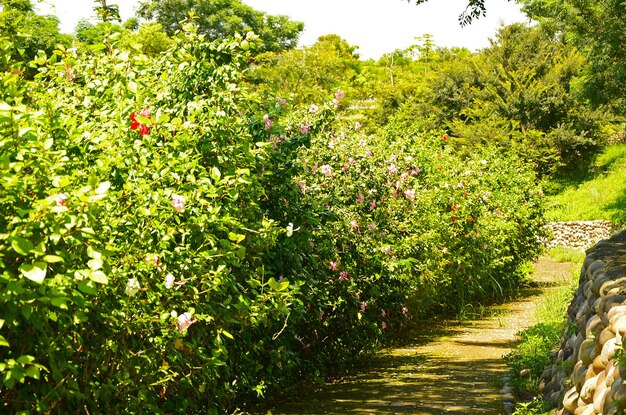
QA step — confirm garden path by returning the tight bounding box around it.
[257,256,574,415]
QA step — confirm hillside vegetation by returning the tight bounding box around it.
[546,144,626,224]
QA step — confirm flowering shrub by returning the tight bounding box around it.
[0,25,545,414]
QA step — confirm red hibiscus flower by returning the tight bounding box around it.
[130,108,151,135]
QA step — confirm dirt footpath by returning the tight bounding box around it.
[259,256,574,415]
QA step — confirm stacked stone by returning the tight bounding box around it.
[542,221,618,249]
[540,231,626,414]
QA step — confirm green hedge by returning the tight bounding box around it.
[0,28,545,414]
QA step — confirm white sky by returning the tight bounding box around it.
[35,0,530,60]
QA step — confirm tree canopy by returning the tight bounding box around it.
[519,0,626,114]
[411,0,492,25]
[136,0,304,52]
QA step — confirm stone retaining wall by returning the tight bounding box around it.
[543,221,619,249]
[540,230,626,414]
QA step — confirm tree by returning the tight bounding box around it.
[93,0,121,23]
[246,34,360,105]
[519,0,626,114]
[411,0,503,26]
[448,24,607,175]
[0,0,72,76]
[136,0,303,53]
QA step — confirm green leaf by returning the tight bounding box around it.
[228,232,245,243]
[11,237,33,255]
[0,335,8,347]
[267,277,289,292]
[20,262,47,283]
[50,297,68,309]
[77,280,97,295]
[211,166,221,181]
[17,355,34,365]
[87,259,103,271]
[43,255,64,263]
[87,246,102,259]
[25,366,40,380]
[51,176,71,188]
[74,311,88,324]
[22,304,32,319]
[222,330,234,340]
[89,271,108,284]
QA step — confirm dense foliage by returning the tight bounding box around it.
[520,0,626,113]
[136,0,304,53]
[0,18,546,413]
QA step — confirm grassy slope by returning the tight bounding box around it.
[545,144,626,224]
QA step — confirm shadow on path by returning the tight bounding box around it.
[254,257,572,415]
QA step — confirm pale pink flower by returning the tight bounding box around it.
[275,98,287,108]
[381,321,387,330]
[361,301,367,313]
[388,165,398,174]
[350,220,359,230]
[369,200,377,211]
[384,246,392,255]
[145,254,159,266]
[381,309,388,318]
[328,261,338,271]
[296,180,307,194]
[320,164,332,175]
[332,99,340,108]
[335,90,345,100]
[366,149,373,158]
[309,104,318,113]
[411,167,420,175]
[165,273,175,289]
[339,270,349,281]
[360,139,367,147]
[177,312,197,332]
[300,124,310,134]
[368,222,376,231]
[405,189,415,200]
[263,114,272,130]
[483,192,491,200]
[55,193,68,207]
[400,172,409,180]
[172,194,185,212]
[354,122,362,131]
[402,306,409,315]
[357,193,365,203]
[348,157,356,165]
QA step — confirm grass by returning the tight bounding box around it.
[545,144,626,224]
[546,246,586,264]
[506,253,582,415]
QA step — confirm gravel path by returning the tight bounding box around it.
[259,256,574,415]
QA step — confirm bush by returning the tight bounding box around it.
[1,26,546,413]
